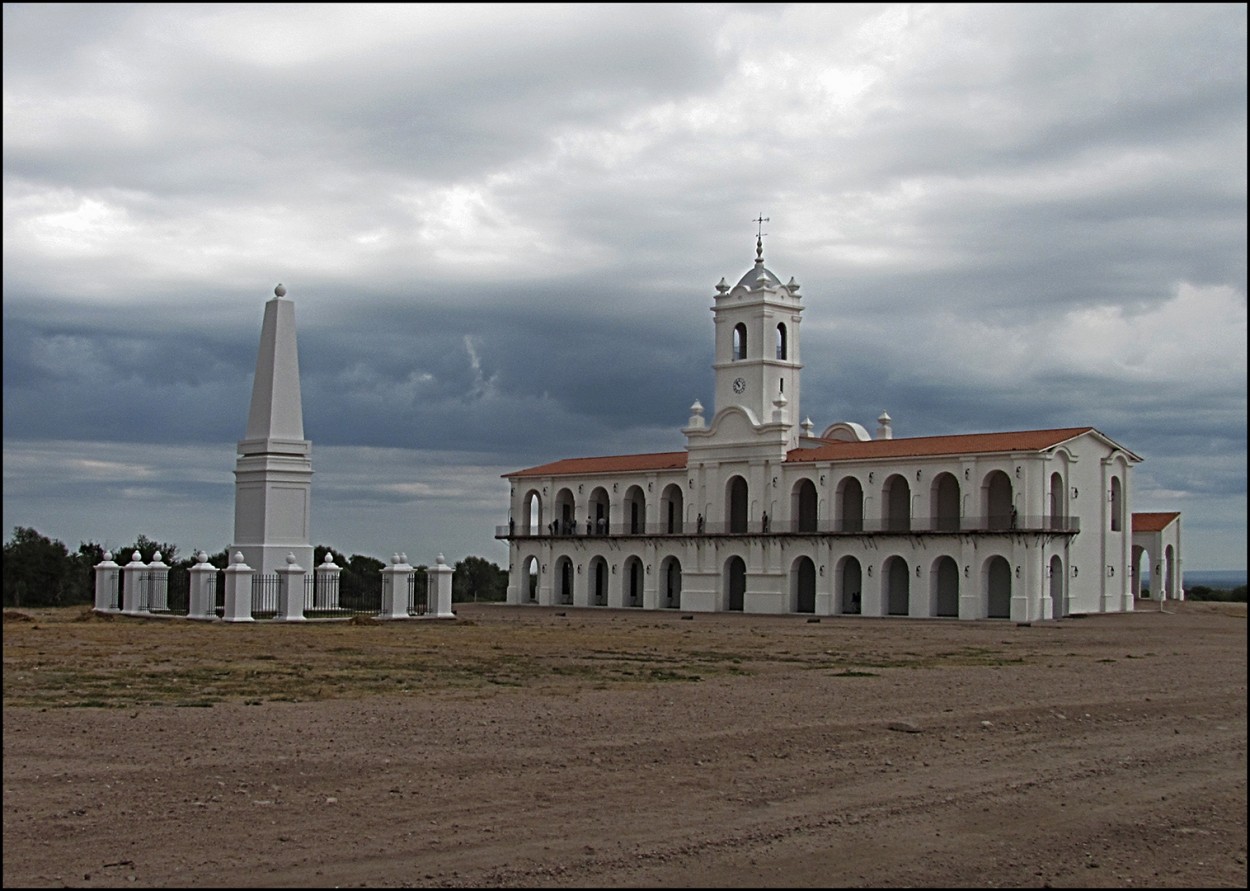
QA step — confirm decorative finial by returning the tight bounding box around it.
[274,283,286,298]
[753,213,769,264]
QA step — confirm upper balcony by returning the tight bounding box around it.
[496,514,1080,539]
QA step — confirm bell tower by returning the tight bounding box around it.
[686,221,805,456]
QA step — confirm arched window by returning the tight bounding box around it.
[727,476,749,533]
[838,477,864,533]
[793,478,818,532]
[776,323,787,360]
[1110,476,1123,532]
[732,323,747,361]
[661,483,684,533]
[883,474,911,532]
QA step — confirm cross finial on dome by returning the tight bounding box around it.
[753,213,769,264]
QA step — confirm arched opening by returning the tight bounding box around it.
[838,556,863,615]
[1163,545,1177,599]
[1132,544,1148,598]
[661,484,684,534]
[885,555,910,616]
[523,490,542,536]
[793,478,818,532]
[624,485,646,534]
[1049,472,1066,530]
[984,471,1014,530]
[590,556,609,606]
[732,323,747,361]
[727,476,749,534]
[776,322,787,360]
[523,556,539,603]
[725,556,746,611]
[661,556,682,608]
[931,473,960,532]
[792,556,816,613]
[557,557,574,605]
[883,475,911,532]
[933,556,959,617]
[555,488,576,535]
[1049,555,1065,617]
[838,477,864,533]
[986,556,1012,618]
[624,556,644,607]
[587,487,611,535]
[1110,476,1123,532]
[835,554,865,612]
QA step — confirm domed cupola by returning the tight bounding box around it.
[735,234,783,289]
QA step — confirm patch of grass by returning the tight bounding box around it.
[2,606,1123,709]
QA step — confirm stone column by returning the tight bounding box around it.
[428,553,455,618]
[380,554,415,620]
[121,551,148,615]
[315,554,341,610]
[94,552,121,613]
[187,551,219,620]
[275,553,307,622]
[222,552,255,623]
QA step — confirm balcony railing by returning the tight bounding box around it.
[496,514,1079,538]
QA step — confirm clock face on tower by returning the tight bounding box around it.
[732,377,746,394]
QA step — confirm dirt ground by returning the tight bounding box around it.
[3,599,1246,888]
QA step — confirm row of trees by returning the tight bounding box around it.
[2,527,508,609]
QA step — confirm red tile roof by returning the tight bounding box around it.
[1132,511,1181,532]
[786,427,1112,462]
[505,451,688,479]
[504,426,1139,478]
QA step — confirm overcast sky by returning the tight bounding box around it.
[4,4,1246,572]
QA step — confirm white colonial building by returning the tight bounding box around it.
[499,237,1172,621]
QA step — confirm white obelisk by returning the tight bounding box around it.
[231,283,314,576]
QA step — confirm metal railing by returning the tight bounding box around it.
[497,514,1079,538]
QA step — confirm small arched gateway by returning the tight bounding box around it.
[623,556,644,607]
[791,556,816,613]
[986,555,1012,619]
[725,556,746,611]
[932,555,959,617]
[661,556,682,608]
[523,555,539,603]
[885,555,910,616]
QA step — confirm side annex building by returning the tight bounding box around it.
[498,237,1181,621]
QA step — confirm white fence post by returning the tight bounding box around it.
[187,551,219,620]
[121,551,148,615]
[276,553,307,622]
[222,552,255,623]
[147,551,170,612]
[380,554,414,619]
[429,553,455,618]
[315,554,341,610]
[94,552,120,613]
